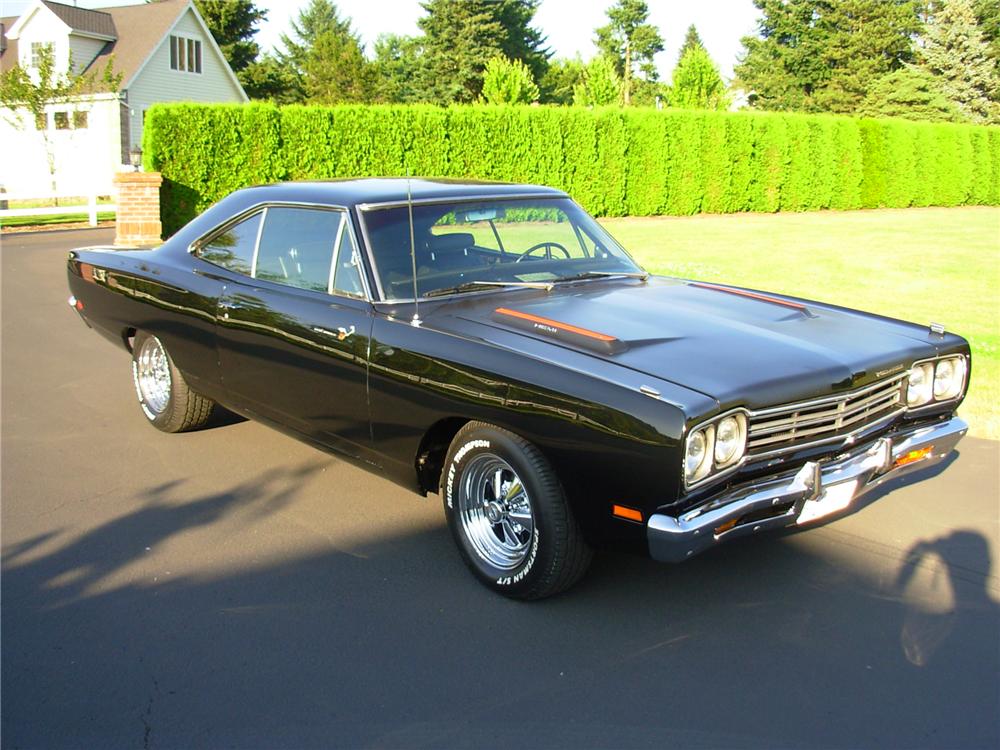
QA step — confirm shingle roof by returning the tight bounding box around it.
[42,1,116,38]
[1,0,190,90]
[86,0,189,88]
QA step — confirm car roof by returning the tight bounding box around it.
[232,178,568,209]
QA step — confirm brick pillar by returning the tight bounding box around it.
[113,171,163,246]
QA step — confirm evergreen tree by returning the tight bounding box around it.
[670,45,729,110]
[678,24,704,63]
[736,0,921,113]
[276,0,370,103]
[857,66,965,121]
[539,57,585,104]
[481,55,539,104]
[921,0,999,123]
[418,0,548,104]
[572,55,622,106]
[595,0,664,105]
[816,0,922,113]
[239,54,300,103]
[494,0,551,87]
[370,34,425,104]
[973,0,1000,71]
[193,0,266,74]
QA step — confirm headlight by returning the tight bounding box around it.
[906,363,934,406]
[685,426,714,485]
[684,410,749,489]
[933,356,966,400]
[714,414,747,467]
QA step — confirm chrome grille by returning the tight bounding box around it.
[747,375,906,458]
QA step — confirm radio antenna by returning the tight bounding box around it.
[407,174,421,327]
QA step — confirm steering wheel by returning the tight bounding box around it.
[515,242,571,263]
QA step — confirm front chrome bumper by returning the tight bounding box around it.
[647,417,968,563]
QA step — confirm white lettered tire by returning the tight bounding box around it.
[442,421,592,599]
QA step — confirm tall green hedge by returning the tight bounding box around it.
[143,103,1000,236]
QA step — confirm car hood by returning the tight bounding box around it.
[438,277,943,410]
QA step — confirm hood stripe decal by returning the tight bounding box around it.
[689,282,809,312]
[494,307,617,342]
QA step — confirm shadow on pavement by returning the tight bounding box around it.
[2,465,997,750]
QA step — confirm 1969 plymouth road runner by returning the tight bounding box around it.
[67,179,970,599]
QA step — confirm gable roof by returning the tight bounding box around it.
[83,0,190,88]
[42,1,116,39]
[2,0,245,100]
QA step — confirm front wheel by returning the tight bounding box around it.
[442,422,592,599]
[131,331,214,433]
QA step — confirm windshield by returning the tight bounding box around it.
[360,197,643,300]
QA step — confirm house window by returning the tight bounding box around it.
[73,111,88,129]
[30,41,54,68]
[34,112,47,130]
[54,111,70,130]
[169,35,202,74]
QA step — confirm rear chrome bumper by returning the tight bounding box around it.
[647,417,968,563]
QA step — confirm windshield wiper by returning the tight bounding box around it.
[424,280,554,298]
[553,270,649,284]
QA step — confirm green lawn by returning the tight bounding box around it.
[598,207,1000,439]
[0,211,116,228]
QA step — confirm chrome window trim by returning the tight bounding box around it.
[249,206,268,278]
[355,193,641,303]
[356,192,568,211]
[327,213,347,295]
[189,201,372,302]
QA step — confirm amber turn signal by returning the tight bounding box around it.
[893,446,934,468]
[612,504,643,522]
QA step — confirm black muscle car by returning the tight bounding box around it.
[66,179,970,599]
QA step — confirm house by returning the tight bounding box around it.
[0,0,247,195]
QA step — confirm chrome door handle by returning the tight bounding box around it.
[313,325,355,341]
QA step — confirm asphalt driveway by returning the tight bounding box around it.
[2,228,998,749]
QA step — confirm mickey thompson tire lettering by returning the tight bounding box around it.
[440,421,593,600]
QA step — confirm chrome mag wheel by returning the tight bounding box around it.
[458,453,534,570]
[134,335,171,416]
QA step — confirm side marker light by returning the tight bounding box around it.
[612,504,643,522]
[893,446,934,468]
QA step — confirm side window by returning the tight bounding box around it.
[199,212,262,276]
[254,207,340,293]
[332,223,365,297]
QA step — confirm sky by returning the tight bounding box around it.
[0,0,763,82]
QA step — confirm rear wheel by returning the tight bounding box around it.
[131,331,214,433]
[442,422,592,599]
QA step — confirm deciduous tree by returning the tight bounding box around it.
[0,45,121,193]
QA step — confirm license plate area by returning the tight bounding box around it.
[797,479,858,525]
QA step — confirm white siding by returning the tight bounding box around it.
[15,6,70,78]
[125,8,245,148]
[0,96,122,195]
[68,34,107,74]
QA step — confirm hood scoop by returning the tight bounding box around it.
[493,306,627,355]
